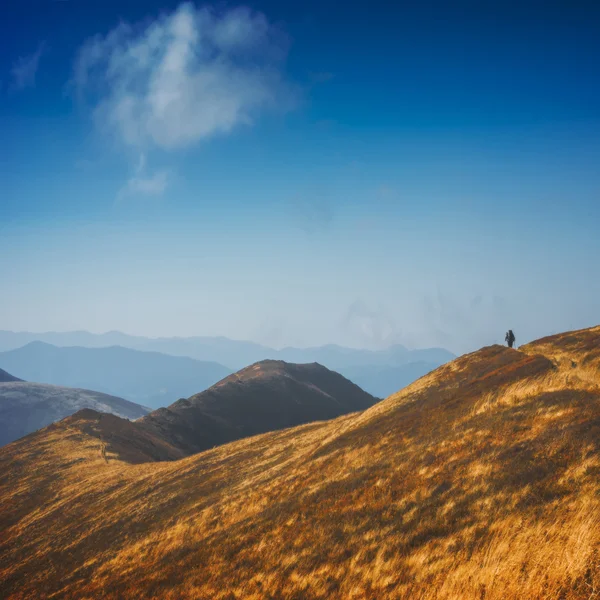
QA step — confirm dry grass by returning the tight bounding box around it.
[2,327,600,599]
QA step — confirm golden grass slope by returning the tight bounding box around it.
[2,325,600,599]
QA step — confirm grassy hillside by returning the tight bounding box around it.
[138,359,378,455]
[1,326,600,599]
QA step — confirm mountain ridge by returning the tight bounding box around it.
[77,358,379,458]
[4,326,599,598]
[0,329,455,371]
[0,342,232,409]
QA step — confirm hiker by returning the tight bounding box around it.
[505,329,516,348]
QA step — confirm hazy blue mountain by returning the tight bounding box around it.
[0,330,455,371]
[338,361,443,399]
[276,345,454,371]
[0,381,149,447]
[0,331,273,369]
[0,343,232,409]
[0,330,158,353]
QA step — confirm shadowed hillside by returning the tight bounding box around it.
[138,359,378,454]
[1,326,600,599]
[53,409,185,463]
[0,368,21,383]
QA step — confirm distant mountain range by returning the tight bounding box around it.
[0,330,454,370]
[0,342,232,409]
[0,371,149,446]
[0,330,455,398]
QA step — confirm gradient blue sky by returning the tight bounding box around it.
[1,0,599,353]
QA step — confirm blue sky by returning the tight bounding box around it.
[1,0,600,353]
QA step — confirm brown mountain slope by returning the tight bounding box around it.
[137,359,378,455]
[2,327,600,599]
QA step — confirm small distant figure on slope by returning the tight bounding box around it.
[505,329,516,349]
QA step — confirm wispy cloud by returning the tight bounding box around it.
[11,43,46,91]
[73,3,295,152]
[116,154,170,201]
[119,170,170,200]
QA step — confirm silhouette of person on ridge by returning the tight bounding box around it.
[505,329,516,349]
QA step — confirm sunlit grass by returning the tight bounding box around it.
[1,326,600,599]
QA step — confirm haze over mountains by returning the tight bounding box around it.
[0,330,453,369]
[0,330,455,399]
[0,330,271,368]
[339,362,444,399]
[2,325,600,599]
[0,329,447,450]
[0,342,232,409]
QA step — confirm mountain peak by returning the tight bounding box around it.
[63,407,104,423]
[138,360,377,455]
[20,340,56,350]
[233,359,326,377]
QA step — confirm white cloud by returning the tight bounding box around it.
[11,43,46,91]
[73,3,294,152]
